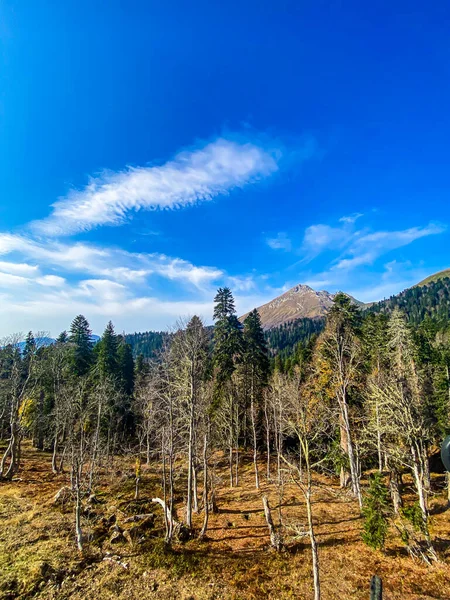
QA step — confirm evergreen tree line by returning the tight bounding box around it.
[365,276,450,326]
[124,330,169,359]
[0,287,449,597]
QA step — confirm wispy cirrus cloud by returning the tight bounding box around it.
[339,213,363,224]
[0,131,316,335]
[30,137,282,236]
[297,214,445,271]
[333,222,446,270]
[297,218,446,300]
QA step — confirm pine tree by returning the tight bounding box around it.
[213,288,243,390]
[97,321,119,380]
[56,331,69,344]
[243,309,270,385]
[23,331,36,372]
[69,315,94,376]
[329,292,362,333]
[362,472,391,550]
[243,309,269,488]
[117,341,135,396]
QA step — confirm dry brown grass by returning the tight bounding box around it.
[1,445,450,599]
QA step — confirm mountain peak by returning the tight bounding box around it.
[240,283,347,329]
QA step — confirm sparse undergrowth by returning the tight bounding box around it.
[1,445,450,600]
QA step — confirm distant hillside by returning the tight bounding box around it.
[125,330,169,358]
[365,276,450,326]
[127,272,450,360]
[416,268,450,287]
[265,317,325,358]
[240,284,362,330]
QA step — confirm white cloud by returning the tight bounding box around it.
[77,279,128,301]
[267,232,292,251]
[0,234,224,290]
[0,261,39,275]
[0,132,317,335]
[0,272,30,287]
[36,275,66,287]
[0,233,232,335]
[294,219,447,302]
[0,285,217,337]
[228,275,257,292]
[333,223,445,270]
[31,138,280,236]
[301,223,350,260]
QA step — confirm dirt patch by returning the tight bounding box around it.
[1,444,449,599]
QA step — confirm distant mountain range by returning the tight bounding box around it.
[11,269,450,359]
[240,269,450,330]
[16,334,100,352]
[240,284,363,330]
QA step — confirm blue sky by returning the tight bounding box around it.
[0,1,449,336]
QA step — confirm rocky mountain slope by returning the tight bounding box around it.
[240,284,360,329]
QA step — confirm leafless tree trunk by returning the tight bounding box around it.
[186,394,195,529]
[74,463,83,552]
[88,394,103,494]
[264,395,271,480]
[199,434,209,539]
[389,468,403,514]
[339,395,362,507]
[262,495,283,551]
[250,368,260,489]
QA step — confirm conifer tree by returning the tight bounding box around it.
[362,472,391,551]
[117,340,135,396]
[69,315,94,376]
[243,309,269,488]
[212,288,244,485]
[23,331,36,375]
[23,331,36,358]
[97,321,119,380]
[213,288,243,390]
[243,309,269,384]
[56,331,69,344]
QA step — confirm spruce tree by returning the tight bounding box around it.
[213,288,243,389]
[329,292,362,334]
[117,341,135,396]
[362,472,391,551]
[243,309,269,488]
[243,309,270,386]
[56,331,69,344]
[23,331,36,363]
[97,321,119,380]
[69,315,94,376]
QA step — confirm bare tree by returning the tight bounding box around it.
[316,317,363,507]
[366,309,437,558]
[280,368,330,600]
[0,334,40,480]
[170,316,208,530]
